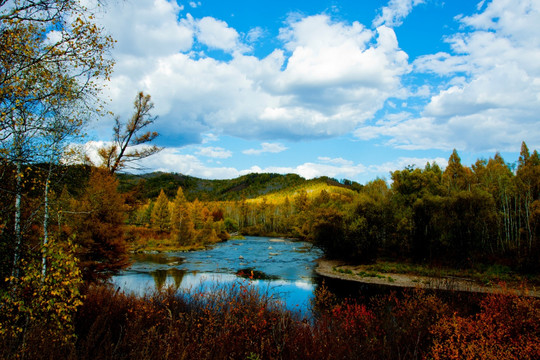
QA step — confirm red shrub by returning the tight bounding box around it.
[430,288,540,360]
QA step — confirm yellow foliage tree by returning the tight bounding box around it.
[0,0,114,280]
[0,238,83,356]
[171,186,195,245]
[151,189,170,232]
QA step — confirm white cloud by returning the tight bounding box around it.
[193,16,248,53]
[318,157,354,166]
[201,133,219,144]
[138,148,240,179]
[135,147,368,180]
[93,5,410,145]
[97,0,193,57]
[362,0,540,152]
[373,0,425,28]
[77,140,446,182]
[369,156,448,176]
[196,146,232,158]
[243,142,288,155]
[240,161,367,180]
[246,27,264,43]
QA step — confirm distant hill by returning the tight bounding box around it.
[117,172,362,201]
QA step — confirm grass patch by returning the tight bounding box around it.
[362,260,536,286]
[230,234,246,240]
[125,225,219,253]
[333,266,354,275]
[356,271,385,279]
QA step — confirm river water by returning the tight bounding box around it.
[112,236,324,314]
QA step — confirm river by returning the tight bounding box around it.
[112,236,324,314]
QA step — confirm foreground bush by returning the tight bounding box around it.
[0,240,83,359]
[2,280,538,359]
[430,287,540,360]
[75,282,306,360]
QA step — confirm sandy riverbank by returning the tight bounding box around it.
[315,258,540,297]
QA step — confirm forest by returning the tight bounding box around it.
[115,143,540,275]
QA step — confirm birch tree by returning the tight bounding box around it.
[0,0,114,280]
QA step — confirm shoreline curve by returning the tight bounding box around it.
[315,258,540,297]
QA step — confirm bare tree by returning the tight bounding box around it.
[98,92,162,174]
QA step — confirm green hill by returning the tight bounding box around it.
[117,172,362,201]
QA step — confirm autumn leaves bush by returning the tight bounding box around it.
[3,282,530,360]
[0,240,83,359]
[430,287,540,360]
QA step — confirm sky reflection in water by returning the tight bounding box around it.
[112,237,323,314]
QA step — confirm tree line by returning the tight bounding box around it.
[117,142,540,273]
[187,144,537,272]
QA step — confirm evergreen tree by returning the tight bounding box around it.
[151,189,170,232]
[443,149,469,191]
[171,186,195,245]
[171,186,187,231]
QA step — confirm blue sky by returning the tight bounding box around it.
[85,0,540,183]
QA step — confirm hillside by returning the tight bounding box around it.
[117,172,362,201]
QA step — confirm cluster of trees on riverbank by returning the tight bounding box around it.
[129,187,229,247]
[114,142,540,274]
[311,144,540,272]
[148,144,535,273]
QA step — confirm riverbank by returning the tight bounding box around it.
[316,258,540,297]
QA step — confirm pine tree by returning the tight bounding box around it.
[171,186,187,231]
[443,149,470,192]
[518,141,530,171]
[171,186,195,245]
[151,189,170,232]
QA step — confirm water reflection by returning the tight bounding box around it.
[112,236,323,314]
[150,268,187,289]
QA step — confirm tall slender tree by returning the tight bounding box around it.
[151,189,170,232]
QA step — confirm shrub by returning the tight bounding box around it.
[430,287,540,360]
[0,239,83,359]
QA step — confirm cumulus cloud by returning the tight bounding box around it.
[240,161,367,180]
[92,2,410,145]
[137,148,240,179]
[318,157,354,166]
[373,0,425,28]
[192,16,248,53]
[97,0,193,57]
[246,27,264,43]
[361,0,540,152]
[243,142,288,155]
[369,156,448,176]
[133,147,369,180]
[75,140,446,182]
[201,133,219,144]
